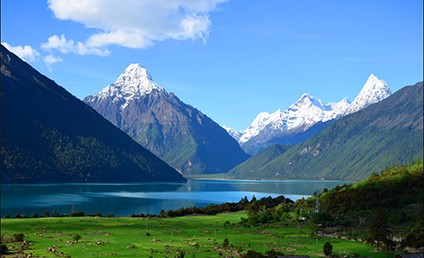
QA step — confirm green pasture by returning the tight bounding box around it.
[1,212,387,257]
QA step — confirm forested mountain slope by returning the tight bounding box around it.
[1,45,185,183]
[227,82,423,181]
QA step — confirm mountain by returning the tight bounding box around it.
[226,144,292,179]
[226,82,423,181]
[231,74,391,155]
[84,64,249,175]
[0,44,185,183]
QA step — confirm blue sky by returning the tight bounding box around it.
[2,0,423,130]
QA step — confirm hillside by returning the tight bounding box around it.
[320,160,424,215]
[225,144,291,179]
[227,82,423,181]
[0,45,185,183]
[319,161,424,249]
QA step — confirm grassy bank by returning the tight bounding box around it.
[1,212,386,258]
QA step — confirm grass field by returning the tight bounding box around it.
[1,212,389,257]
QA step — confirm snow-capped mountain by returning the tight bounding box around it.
[346,74,391,114]
[86,64,164,110]
[230,74,391,154]
[84,64,249,175]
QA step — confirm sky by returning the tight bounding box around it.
[2,0,423,130]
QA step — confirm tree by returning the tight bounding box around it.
[223,238,229,248]
[72,234,82,243]
[368,208,391,251]
[323,241,333,257]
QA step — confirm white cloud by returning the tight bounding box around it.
[43,54,63,70]
[46,0,228,49]
[41,34,110,56]
[2,42,40,62]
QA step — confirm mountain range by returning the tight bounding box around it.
[2,42,421,183]
[226,81,423,181]
[84,64,249,175]
[0,44,185,183]
[227,74,392,154]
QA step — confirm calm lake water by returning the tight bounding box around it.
[1,180,348,217]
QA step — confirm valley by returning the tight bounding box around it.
[1,161,422,257]
[1,2,423,257]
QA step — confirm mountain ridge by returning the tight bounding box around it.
[226,82,423,181]
[84,64,249,175]
[229,74,391,154]
[1,45,186,183]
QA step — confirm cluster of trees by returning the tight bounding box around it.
[317,161,423,249]
[238,162,423,252]
[130,195,293,218]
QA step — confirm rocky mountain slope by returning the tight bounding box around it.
[230,74,391,154]
[226,81,423,181]
[84,64,249,175]
[0,44,185,183]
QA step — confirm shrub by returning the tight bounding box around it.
[13,233,25,242]
[223,238,229,248]
[241,250,265,258]
[174,250,185,258]
[72,234,82,242]
[323,241,333,256]
[71,211,84,217]
[0,244,8,254]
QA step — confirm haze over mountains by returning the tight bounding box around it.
[84,64,249,175]
[0,45,185,183]
[227,74,392,154]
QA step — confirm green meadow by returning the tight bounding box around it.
[1,212,387,258]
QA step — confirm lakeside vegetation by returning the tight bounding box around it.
[1,161,423,257]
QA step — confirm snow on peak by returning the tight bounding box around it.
[93,63,164,109]
[238,112,274,143]
[229,74,391,144]
[222,125,243,141]
[347,74,391,114]
[289,93,328,111]
[116,63,153,82]
[113,63,162,95]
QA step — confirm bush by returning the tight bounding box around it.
[323,241,333,256]
[223,238,229,248]
[72,234,82,242]
[174,250,185,258]
[71,211,84,217]
[13,233,25,242]
[241,249,284,258]
[265,249,285,257]
[0,244,8,255]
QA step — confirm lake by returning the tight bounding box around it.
[1,180,348,217]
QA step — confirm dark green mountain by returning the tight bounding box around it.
[227,82,423,181]
[84,64,249,175]
[226,144,292,179]
[0,44,185,183]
